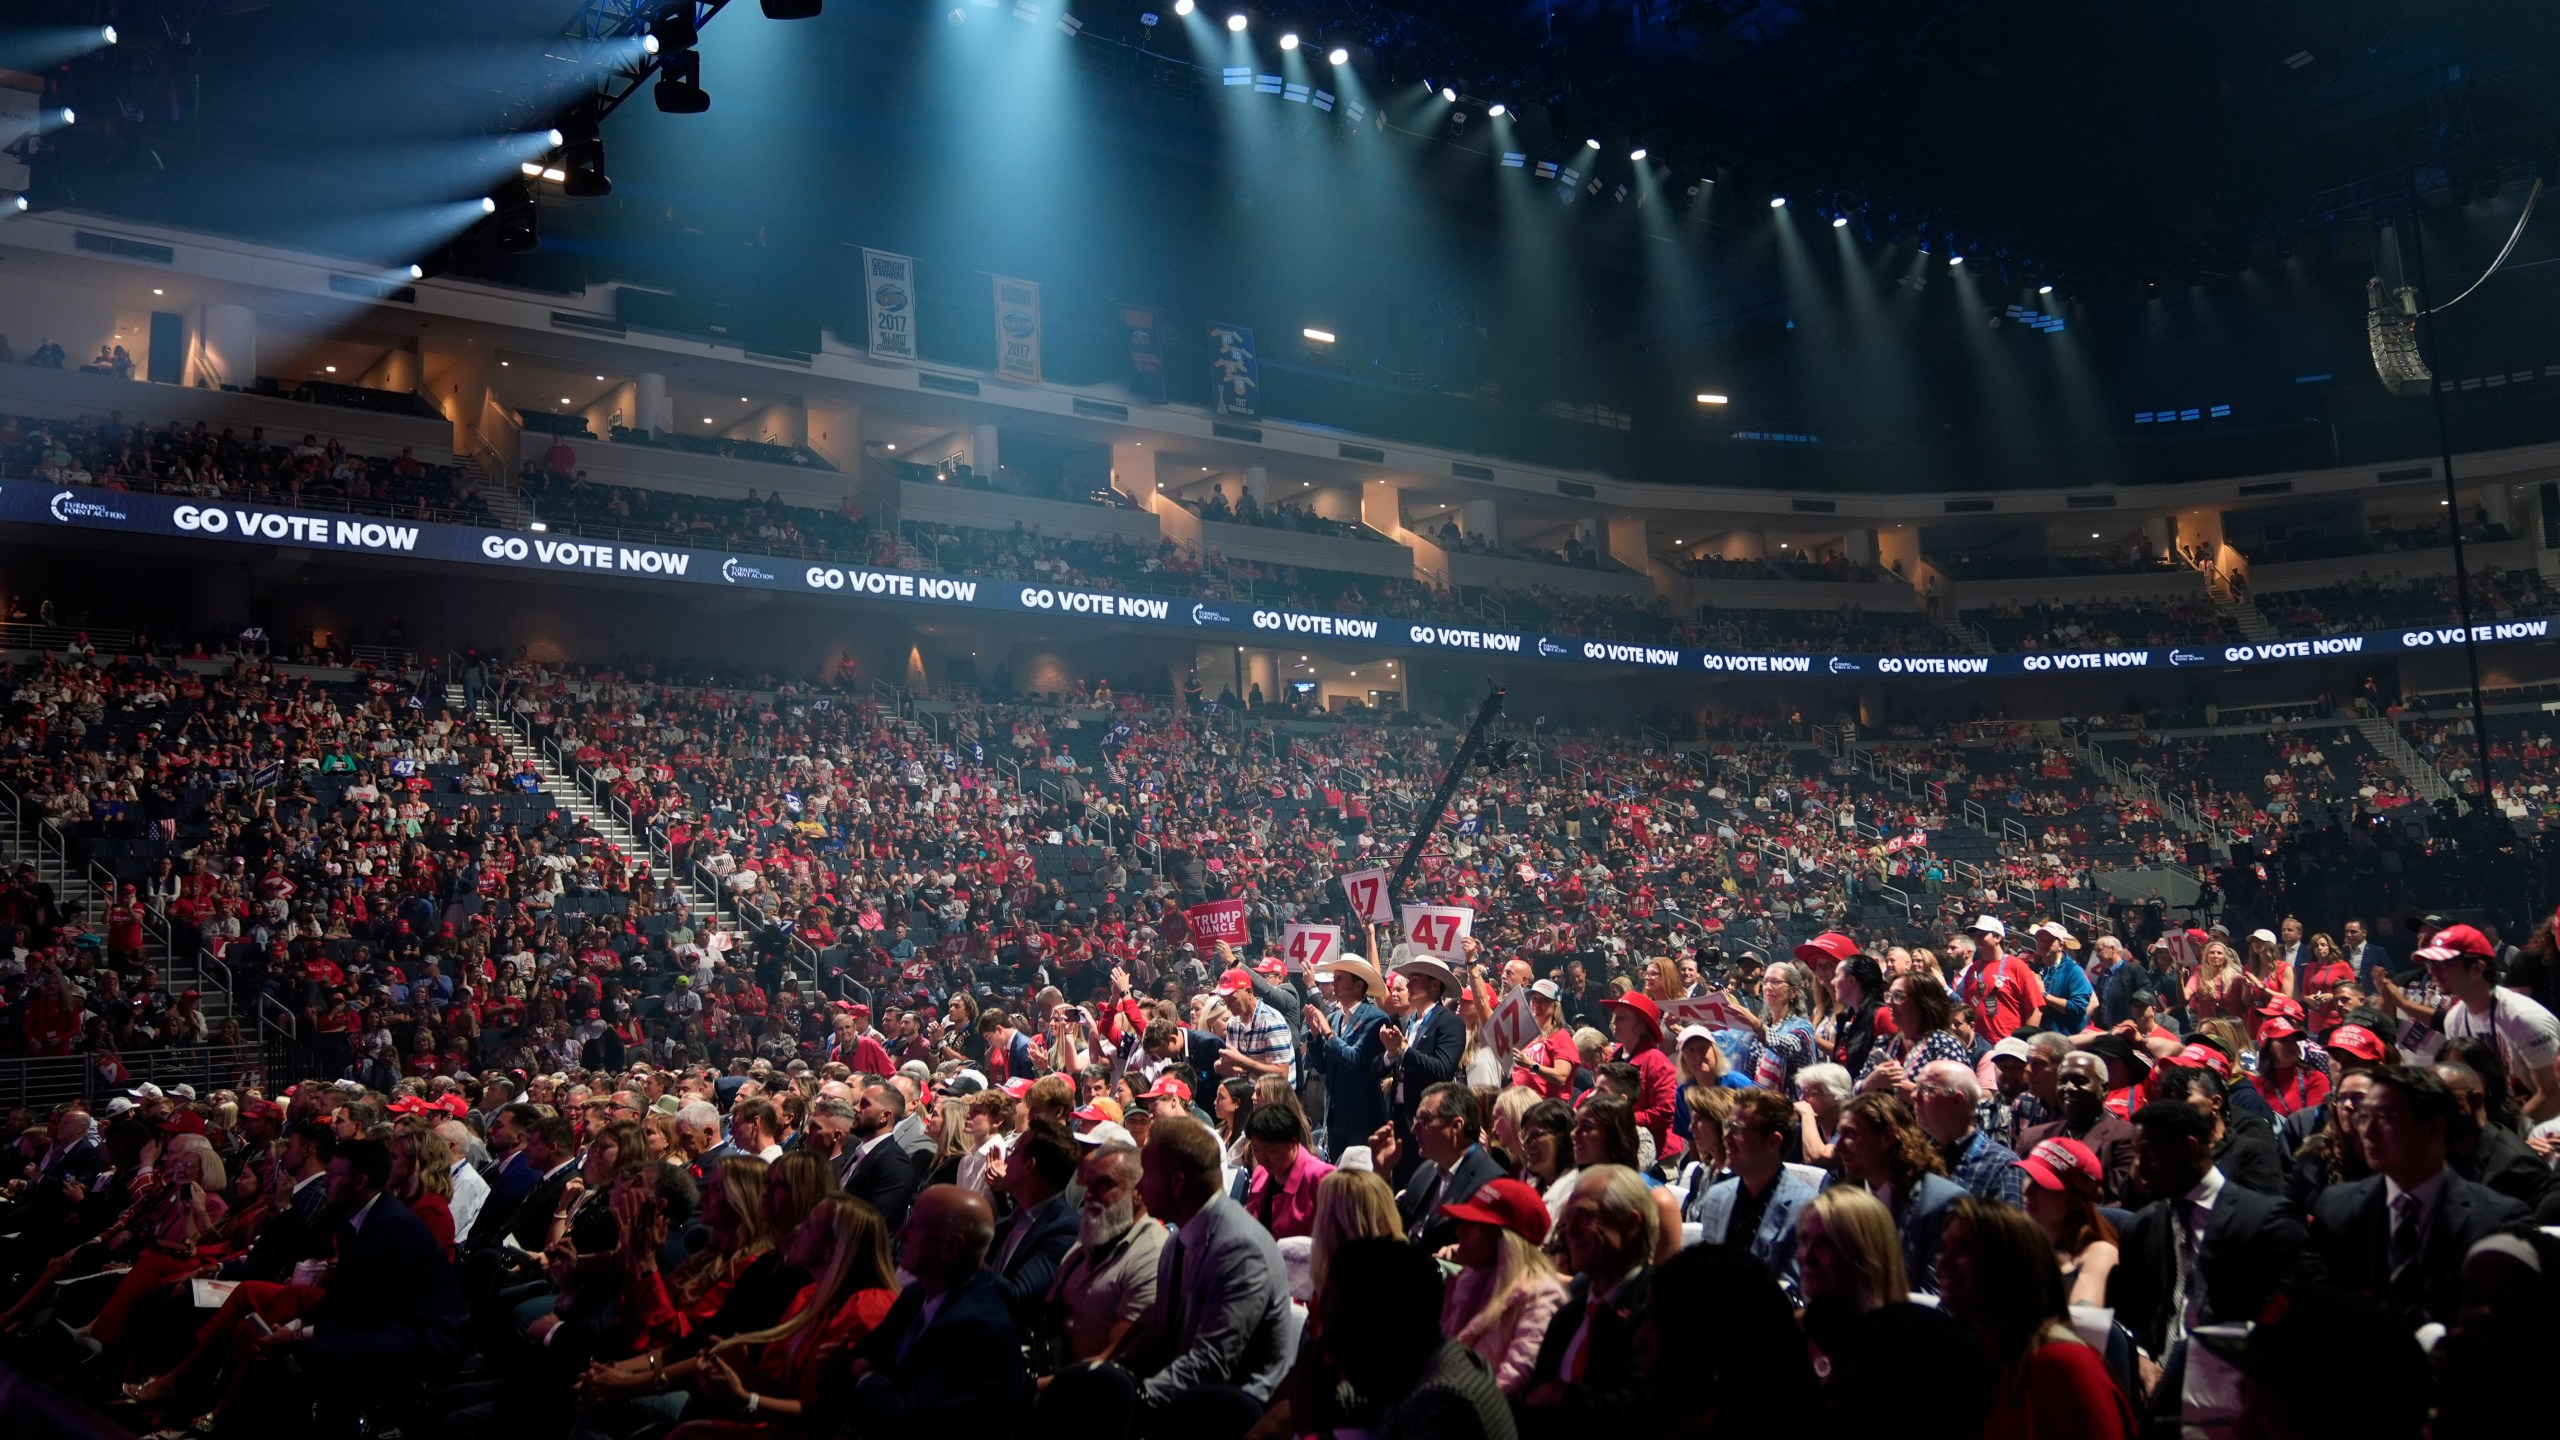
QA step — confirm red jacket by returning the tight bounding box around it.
[1617,1042,1683,1159]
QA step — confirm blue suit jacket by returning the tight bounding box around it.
[1377,1000,1465,1130]
[1688,1167,1823,1286]
[842,1265,1026,1434]
[305,1192,467,1360]
[1307,1000,1388,1156]
[1824,1171,1967,1292]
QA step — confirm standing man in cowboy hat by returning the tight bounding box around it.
[1303,955,1390,1161]
[1377,951,1465,1179]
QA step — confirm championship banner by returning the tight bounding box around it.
[1341,868,1393,925]
[1282,923,1342,973]
[1400,905,1471,960]
[993,275,1042,384]
[1209,322,1259,417]
[1663,994,1752,1031]
[862,248,917,361]
[1123,303,1166,403]
[1186,899,1249,945]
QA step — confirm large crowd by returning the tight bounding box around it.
[1,627,2557,1440]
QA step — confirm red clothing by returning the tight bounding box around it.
[1982,1337,2134,1440]
[414,1191,455,1256]
[751,1284,898,1393]
[2253,1065,2330,1118]
[1966,951,2045,1042]
[1616,1042,1683,1159]
[1511,1026,1580,1100]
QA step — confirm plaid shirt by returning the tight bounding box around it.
[1941,1127,2027,1209]
[1227,998,1297,1085]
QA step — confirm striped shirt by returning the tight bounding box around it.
[1227,999,1297,1085]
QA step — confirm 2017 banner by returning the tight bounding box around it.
[1123,303,1166,403]
[1209,322,1259,418]
[862,248,917,361]
[994,275,1042,384]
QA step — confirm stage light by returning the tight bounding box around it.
[1279,31,1298,49]
[59,108,76,126]
[561,102,611,196]
[643,33,662,53]
[1832,215,1849,228]
[1439,86,1456,102]
[408,263,424,279]
[1768,195,1786,208]
[1486,103,1505,117]
[1629,146,1646,160]
[2038,283,2054,295]
[1174,0,1193,12]
[1696,393,1728,405]
[529,522,549,533]
[650,2,699,50]
[1302,327,1335,343]
[13,195,29,213]
[480,196,499,214]
[1327,45,1347,64]
[1226,13,1247,31]
[655,51,710,113]
[521,162,543,176]
[1583,137,1599,150]
[547,128,565,148]
[761,0,823,16]
[1948,254,1964,266]
[101,25,117,44]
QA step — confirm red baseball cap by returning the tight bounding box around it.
[2173,1044,2233,1079]
[2327,1024,2387,1062]
[1002,1078,1035,1099]
[2418,923,2495,961]
[2256,1017,2304,1042]
[1252,956,1287,980]
[1439,1176,1551,1245]
[2014,1136,2103,1196]
[1217,967,1258,995]
[1792,931,1859,967]
[2255,995,2306,1022]
[1139,1076,1192,1103]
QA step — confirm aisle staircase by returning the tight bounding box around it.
[2357,716,2457,804]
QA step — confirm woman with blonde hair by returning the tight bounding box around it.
[1487,1085,1541,1174]
[387,1124,457,1253]
[1795,1185,1908,1313]
[1306,1167,1405,1301]
[623,1157,773,1349]
[920,1097,973,1189]
[678,1195,901,1436]
[1438,1177,1567,1394]
[2185,939,2257,1023]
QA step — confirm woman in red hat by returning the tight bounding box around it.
[1604,991,1682,1161]
[2013,1137,2118,1308]
[1438,1176,1567,1396]
[2249,1017,2329,1118]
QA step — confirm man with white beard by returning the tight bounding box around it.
[1042,1138,1168,1370]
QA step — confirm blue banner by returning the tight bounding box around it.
[1209,322,1259,418]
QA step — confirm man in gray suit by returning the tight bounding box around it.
[1126,1115,1298,1412]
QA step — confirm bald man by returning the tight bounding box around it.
[1126,1116,1297,1410]
[842,1185,1025,1430]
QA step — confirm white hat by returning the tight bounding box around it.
[168,1084,198,1101]
[2249,929,2279,946]
[1675,1024,1716,1048]
[128,1082,165,1101]
[104,1097,138,1116]
[1529,978,1561,1001]
[1393,955,1458,990]
[1336,1145,1377,1174]
[1074,1120,1134,1148]
[1967,916,2007,938]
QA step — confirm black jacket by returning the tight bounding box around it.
[2213,1113,2289,1196]
[1396,1144,1507,1254]
[303,1192,468,1360]
[1518,1266,1651,1439]
[990,1193,1079,1328]
[834,1265,1025,1435]
[2305,1170,2530,1326]
[2456,1124,2553,1211]
[2106,1173,2307,1359]
[841,1134,920,1232]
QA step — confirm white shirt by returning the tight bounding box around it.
[2442,985,2560,1075]
[345,1189,386,1234]
[447,1158,490,1240]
